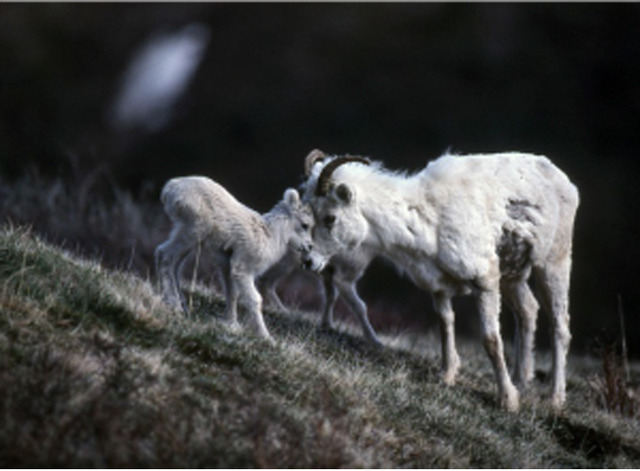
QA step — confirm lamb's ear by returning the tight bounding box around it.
[284,188,301,208]
[334,183,353,204]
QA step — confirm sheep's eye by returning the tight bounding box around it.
[324,215,336,229]
[301,223,310,231]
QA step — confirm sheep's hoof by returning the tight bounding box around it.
[255,330,275,345]
[440,357,461,386]
[500,386,520,412]
[441,370,457,386]
[318,319,334,332]
[550,393,566,411]
[367,336,384,351]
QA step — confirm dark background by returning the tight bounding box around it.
[1,3,639,357]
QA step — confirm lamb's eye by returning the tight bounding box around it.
[324,215,336,229]
[301,223,310,231]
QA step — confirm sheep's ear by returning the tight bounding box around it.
[284,188,301,207]
[334,183,353,204]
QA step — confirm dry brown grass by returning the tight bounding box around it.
[588,340,639,419]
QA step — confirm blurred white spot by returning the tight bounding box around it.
[110,23,210,132]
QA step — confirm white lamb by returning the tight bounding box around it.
[304,152,579,411]
[155,176,324,341]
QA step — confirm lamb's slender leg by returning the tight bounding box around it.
[477,285,520,411]
[155,225,194,313]
[266,287,287,313]
[234,271,273,342]
[258,250,298,313]
[502,276,538,388]
[535,257,572,409]
[175,256,193,315]
[433,291,461,385]
[333,277,382,348]
[320,266,338,330]
[257,264,291,313]
[219,257,240,330]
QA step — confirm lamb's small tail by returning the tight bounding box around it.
[158,178,189,226]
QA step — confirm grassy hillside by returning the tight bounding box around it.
[1,225,639,467]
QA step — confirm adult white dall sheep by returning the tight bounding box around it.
[305,152,579,411]
[155,176,324,341]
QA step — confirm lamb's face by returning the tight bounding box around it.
[283,189,328,272]
[310,182,369,256]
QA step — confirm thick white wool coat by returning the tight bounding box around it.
[161,177,290,275]
[313,152,578,292]
[156,176,319,341]
[307,151,579,411]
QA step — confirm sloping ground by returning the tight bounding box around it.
[1,225,639,467]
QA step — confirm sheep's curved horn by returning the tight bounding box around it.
[315,155,370,196]
[304,149,327,177]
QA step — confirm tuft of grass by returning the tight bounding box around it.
[588,340,639,419]
[1,225,640,467]
[0,168,168,277]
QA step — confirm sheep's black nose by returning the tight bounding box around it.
[303,258,313,270]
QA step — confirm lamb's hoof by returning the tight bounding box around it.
[162,296,183,313]
[273,303,289,314]
[264,298,288,314]
[222,319,241,333]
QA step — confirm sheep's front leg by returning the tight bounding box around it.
[433,291,461,385]
[334,277,382,348]
[320,267,338,330]
[234,273,273,342]
[477,286,520,412]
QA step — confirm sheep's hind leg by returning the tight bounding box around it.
[535,257,572,410]
[502,275,538,388]
[477,286,520,412]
